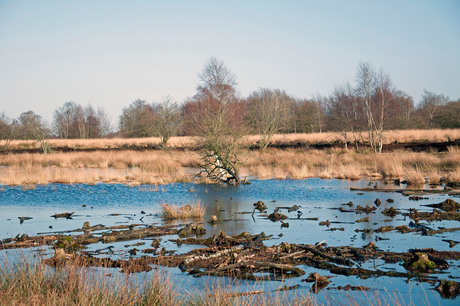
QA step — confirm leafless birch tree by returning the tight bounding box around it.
[247,88,290,149]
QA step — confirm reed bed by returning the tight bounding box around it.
[161,201,205,220]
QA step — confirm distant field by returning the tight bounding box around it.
[3,129,460,152]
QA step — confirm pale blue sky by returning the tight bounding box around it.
[0,0,459,124]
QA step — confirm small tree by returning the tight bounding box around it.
[420,90,448,128]
[184,57,245,184]
[153,96,181,148]
[355,62,394,153]
[0,113,14,150]
[119,99,155,137]
[18,111,51,153]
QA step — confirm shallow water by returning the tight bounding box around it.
[1,179,459,304]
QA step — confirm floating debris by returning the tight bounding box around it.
[51,212,74,219]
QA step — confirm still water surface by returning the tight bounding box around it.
[0,179,458,304]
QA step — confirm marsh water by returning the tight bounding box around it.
[1,179,459,304]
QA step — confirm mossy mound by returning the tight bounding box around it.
[404,252,437,272]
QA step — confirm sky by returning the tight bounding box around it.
[0,0,459,126]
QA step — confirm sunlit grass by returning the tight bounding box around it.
[0,256,178,305]
[0,130,459,186]
[161,201,205,220]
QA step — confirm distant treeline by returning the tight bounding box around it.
[1,61,459,146]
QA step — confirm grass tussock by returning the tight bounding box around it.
[404,169,426,186]
[161,201,205,220]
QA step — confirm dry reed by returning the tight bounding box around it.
[161,201,205,220]
[0,256,178,305]
[0,255,435,305]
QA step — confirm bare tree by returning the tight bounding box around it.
[53,101,79,139]
[311,94,325,133]
[153,96,181,148]
[355,62,378,151]
[119,99,155,137]
[184,57,245,184]
[374,70,393,152]
[355,62,395,152]
[54,102,111,139]
[18,111,51,153]
[420,90,448,128]
[327,84,365,149]
[0,113,14,150]
[246,88,291,149]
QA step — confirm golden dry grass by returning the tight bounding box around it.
[241,148,460,184]
[1,148,459,186]
[0,256,178,305]
[5,136,200,150]
[4,129,459,151]
[0,255,415,305]
[1,130,460,186]
[0,150,199,185]
[161,201,205,220]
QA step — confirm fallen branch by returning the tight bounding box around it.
[299,245,353,266]
[183,246,243,265]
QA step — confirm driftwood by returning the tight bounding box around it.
[99,226,177,243]
[18,217,33,224]
[198,261,305,279]
[299,245,353,266]
[183,246,243,265]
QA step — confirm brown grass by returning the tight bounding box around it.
[242,148,460,185]
[0,256,178,305]
[0,256,317,305]
[161,201,205,220]
[0,150,198,185]
[1,130,460,186]
[0,254,434,305]
[1,148,459,186]
[5,136,200,151]
[4,129,460,152]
